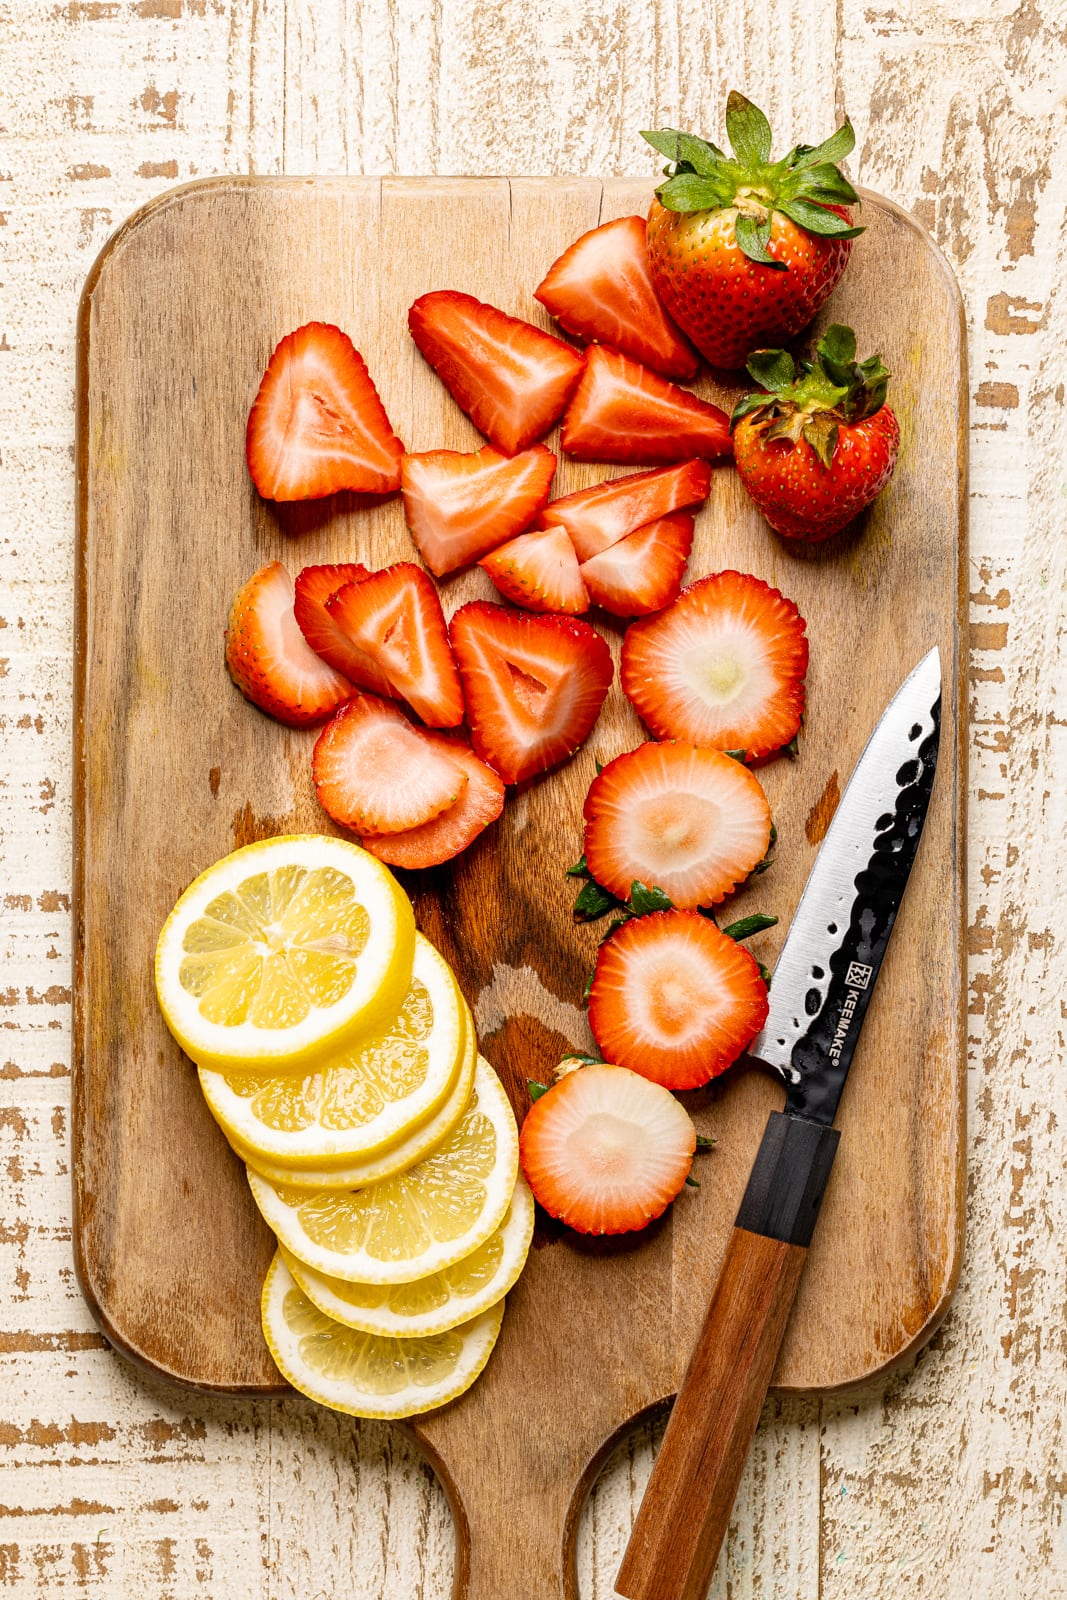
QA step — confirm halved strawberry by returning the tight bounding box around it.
[540,459,711,561]
[293,564,394,699]
[534,215,698,381]
[579,513,694,617]
[479,526,589,615]
[363,734,505,870]
[312,694,468,835]
[519,1063,695,1235]
[583,742,771,908]
[245,322,404,500]
[326,563,464,728]
[401,443,557,576]
[408,291,584,455]
[588,910,768,1089]
[621,571,808,758]
[225,561,354,727]
[448,602,614,785]
[560,347,732,464]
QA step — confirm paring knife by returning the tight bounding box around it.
[615,647,942,1600]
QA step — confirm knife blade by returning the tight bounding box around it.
[615,648,943,1600]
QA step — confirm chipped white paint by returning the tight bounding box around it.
[1,1,1065,1595]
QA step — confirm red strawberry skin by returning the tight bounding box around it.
[448,602,613,785]
[400,443,556,576]
[409,291,584,456]
[646,200,854,371]
[579,512,694,617]
[245,322,404,500]
[362,734,505,870]
[540,460,711,562]
[534,215,698,381]
[479,526,589,615]
[225,561,354,727]
[326,563,464,729]
[293,564,394,700]
[560,347,732,465]
[733,406,900,541]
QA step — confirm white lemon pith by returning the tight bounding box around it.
[197,935,465,1166]
[282,1174,534,1338]
[236,1009,478,1189]
[155,835,415,1072]
[261,1252,505,1420]
[247,1058,518,1284]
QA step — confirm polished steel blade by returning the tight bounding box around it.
[748,647,942,1123]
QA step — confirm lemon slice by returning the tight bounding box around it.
[282,1174,534,1338]
[235,1009,478,1189]
[262,1252,504,1419]
[156,835,415,1073]
[197,934,465,1167]
[247,1057,518,1284]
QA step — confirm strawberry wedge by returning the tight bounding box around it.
[561,347,732,465]
[363,734,505,870]
[535,215,698,381]
[326,563,464,729]
[401,443,556,576]
[293,563,394,699]
[448,602,613,785]
[540,460,711,561]
[409,291,584,455]
[246,322,404,500]
[312,693,467,835]
[225,561,354,727]
[479,526,589,615]
[579,512,694,617]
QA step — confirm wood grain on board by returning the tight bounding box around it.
[73,178,966,1596]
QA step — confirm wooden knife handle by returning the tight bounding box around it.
[615,1112,839,1600]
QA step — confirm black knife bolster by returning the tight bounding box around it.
[734,1112,841,1248]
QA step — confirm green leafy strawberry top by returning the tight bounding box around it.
[643,91,863,267]
[729,325,892,466]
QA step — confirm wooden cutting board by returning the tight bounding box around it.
[73,177,967,1599]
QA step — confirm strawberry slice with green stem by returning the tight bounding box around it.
[560,347,732,464]
[312,693,468,836]
[225,561,354,727]
[540,459,711,562]
[326,563,464,729]
[400,443,557,577]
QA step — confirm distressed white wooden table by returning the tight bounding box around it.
[2,3,1064,1595]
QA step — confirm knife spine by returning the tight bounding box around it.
[733,1112,841,1248]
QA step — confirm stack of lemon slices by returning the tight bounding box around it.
[154,834,532,1420]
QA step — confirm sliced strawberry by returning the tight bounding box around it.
[401,443,556,577]
[245,322,404,501]
[621,571,808,758]
[326,563,464,729]
[588,910,768,1089]
[479,526,589,615]
[363,734,505,870]
[225,561,354,727]
[312,694,468,835]
[448,602,613,785]
[561,346,732,465]
[293,564,394,699]
[583,742,771,908]
[534,215,698,381]
[519,1063,695,1235]
[579,513,694,617]
[408,291,584,455]
[540,460,711,561]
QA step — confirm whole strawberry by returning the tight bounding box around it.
[731,325,899,541]
[643,93,862,368]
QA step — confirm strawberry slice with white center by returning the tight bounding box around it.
[400,443,557,577]
[479,526,589,615]
[312,693,468,835]
[326,563,465,729]
[519,1063,696,1235]
[245,322,404,500]
[363,734,505,870]
[408,291,584,456]
[561,346,732,465]
[293,563,394,699]
[225,561,354,727]
[583,742,771,908]
[579,512,694,617]
[621,570,809,758]
[588,910,769,1089]
[534,215,699,381]
[540,459,711,561]
[448,602,614,785]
